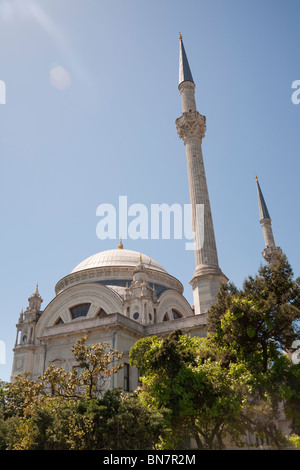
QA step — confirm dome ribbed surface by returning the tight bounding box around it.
[71,249,167,274]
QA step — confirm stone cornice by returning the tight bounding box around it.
[38,312,207,342]
[190,264,228,284]
[55,266,183,296]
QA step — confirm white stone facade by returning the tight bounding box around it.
[11,249,207,387]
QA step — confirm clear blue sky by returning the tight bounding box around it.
[1,0,299,382]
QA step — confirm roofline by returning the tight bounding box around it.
[38,311,207,343]
[55,265,184,296]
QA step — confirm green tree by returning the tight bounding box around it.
[130,330,251,449]
[71,336,123,399]
[0,336,165,450]
[208,254,300,373]
[207,253,300,447]
[76,389,165,450]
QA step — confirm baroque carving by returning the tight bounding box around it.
[262,246,282,264]
[176,111,206,143]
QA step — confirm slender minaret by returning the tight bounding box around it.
[255,175,282,264]
[176,34,227,316]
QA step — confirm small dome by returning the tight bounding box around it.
[71,249,167,274]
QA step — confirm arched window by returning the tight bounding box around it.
[163,310,182,322]
[97,308,107,318]
[172,309,182,320]
[70,303,91,320]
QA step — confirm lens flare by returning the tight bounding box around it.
[49,64,71,91]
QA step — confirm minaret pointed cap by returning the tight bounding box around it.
[255,174,271,221]
[179,33,194,85]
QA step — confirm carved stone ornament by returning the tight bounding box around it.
[262,246,282,264]
[176,111,206,143]
[15,357,24,371]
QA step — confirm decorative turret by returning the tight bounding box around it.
[27,283,43,313]
[11,284,44,380]
[255,175,282,264]
[176,34,227,316]
[15,284,43,344]
[124,255,158,324]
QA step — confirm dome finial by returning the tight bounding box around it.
[118,238,123,249]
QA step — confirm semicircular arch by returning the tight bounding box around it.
[156,290,194,324]
[36,283,123,337]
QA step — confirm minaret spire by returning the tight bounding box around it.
[176,35,227,316]
[179,33,194,85]
[255,175,282,264]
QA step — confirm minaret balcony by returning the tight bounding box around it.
[176,111,206,143]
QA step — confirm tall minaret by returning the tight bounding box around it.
[255,175,282,264]
[175,34,227,316]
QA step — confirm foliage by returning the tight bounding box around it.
[76,390,166,450]
[130,331,251,449]
[207,253,300,446]
[208,254,300,373]
[9,389,165,450]
[0,336,165,450]
[286,434,300,448]
[130,254,300,449]
[71,336,123,399]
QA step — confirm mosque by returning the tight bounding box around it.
[10,36,281,393]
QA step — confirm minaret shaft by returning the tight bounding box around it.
[185,135,219,269]
[179,82,197,113]
[260,219,276,249]
[176,36,227,316]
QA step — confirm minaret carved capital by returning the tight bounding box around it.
[262,246,282,264]
[176,111,206,143]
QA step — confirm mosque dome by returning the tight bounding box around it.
[54,247,183,296]
[71,249,167,274]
